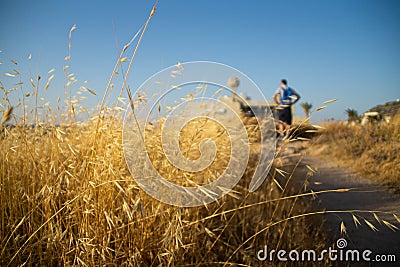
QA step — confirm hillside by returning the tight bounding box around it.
[367,100,400,117]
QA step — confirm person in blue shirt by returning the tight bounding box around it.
[273,79,301,137]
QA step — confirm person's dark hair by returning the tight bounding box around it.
[281,79,287,85]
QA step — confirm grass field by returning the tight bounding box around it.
[0,101,331,265]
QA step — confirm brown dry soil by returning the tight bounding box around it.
[283,142,400,266]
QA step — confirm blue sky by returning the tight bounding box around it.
[1,0,399,122]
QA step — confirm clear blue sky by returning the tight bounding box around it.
[1,0,399,122]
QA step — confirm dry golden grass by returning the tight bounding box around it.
[0,106,331,265]
[144,118,232,187]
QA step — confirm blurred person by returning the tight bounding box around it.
[273,79,301,138]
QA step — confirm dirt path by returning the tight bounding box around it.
[299,153,400,265]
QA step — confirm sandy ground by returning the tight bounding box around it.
[283,142,400,265]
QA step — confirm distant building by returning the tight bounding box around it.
[361,111,391,125]
[218,94,305,123]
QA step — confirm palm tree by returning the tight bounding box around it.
[345,108,359,122]
[300,102,313,119]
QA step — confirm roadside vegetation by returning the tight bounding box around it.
[315,111,400,190]
[0,85,331,265]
